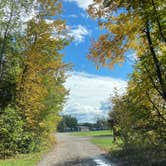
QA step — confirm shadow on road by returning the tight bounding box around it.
[53,154,113,166]
[53,157,96,166]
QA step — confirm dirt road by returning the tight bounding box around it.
[37,133,113,166]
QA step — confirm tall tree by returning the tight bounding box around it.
[0,0,33,109]
[88,0,166,158]
[16,0,69,145]
[88,0,166,102]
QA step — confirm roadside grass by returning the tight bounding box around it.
[0,139,52,166]
[81,131,166,165]
[71,130,112,137]
[0,152,44,166]
[91,137,122,151]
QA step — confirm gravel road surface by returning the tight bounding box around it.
[37,133,113,166]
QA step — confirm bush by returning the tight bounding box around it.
[17,131,41,154]
[0,106,23,159]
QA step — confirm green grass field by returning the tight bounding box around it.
[91,137,114,151]
[72,130,112,137]
[71,130,121,151]
[91,137,123,151]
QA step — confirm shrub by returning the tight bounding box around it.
[0,106,23,159]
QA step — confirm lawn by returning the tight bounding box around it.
[72,130,112,137]
[71,130,122,152]
[91,137,114,151]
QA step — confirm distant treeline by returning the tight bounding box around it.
[57,115,109,132]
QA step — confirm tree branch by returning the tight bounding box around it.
[146,90,166,122]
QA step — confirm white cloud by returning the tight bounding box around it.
[64,0,93,10]
[63,71,127,123]
[68,25,89,43]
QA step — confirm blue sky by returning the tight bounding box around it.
[61,0,133,123]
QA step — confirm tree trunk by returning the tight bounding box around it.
[145,21,166,102]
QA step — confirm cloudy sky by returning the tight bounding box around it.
[61,0,133,123]
[64,72,127,123]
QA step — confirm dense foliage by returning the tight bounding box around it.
[0,0,69,158]
[88,0,166,155]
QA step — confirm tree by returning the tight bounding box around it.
[0,0,34,110]
[88,0,166,102]
[88,0,166,156]
[110,61,166,148]
[16,0,69,149]
[94,117,109,130]
[57,115,78,132]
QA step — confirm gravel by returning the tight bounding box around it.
[37,133,112,166]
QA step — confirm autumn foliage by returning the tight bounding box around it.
[0,0,69,158]
[88,0,166,157]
